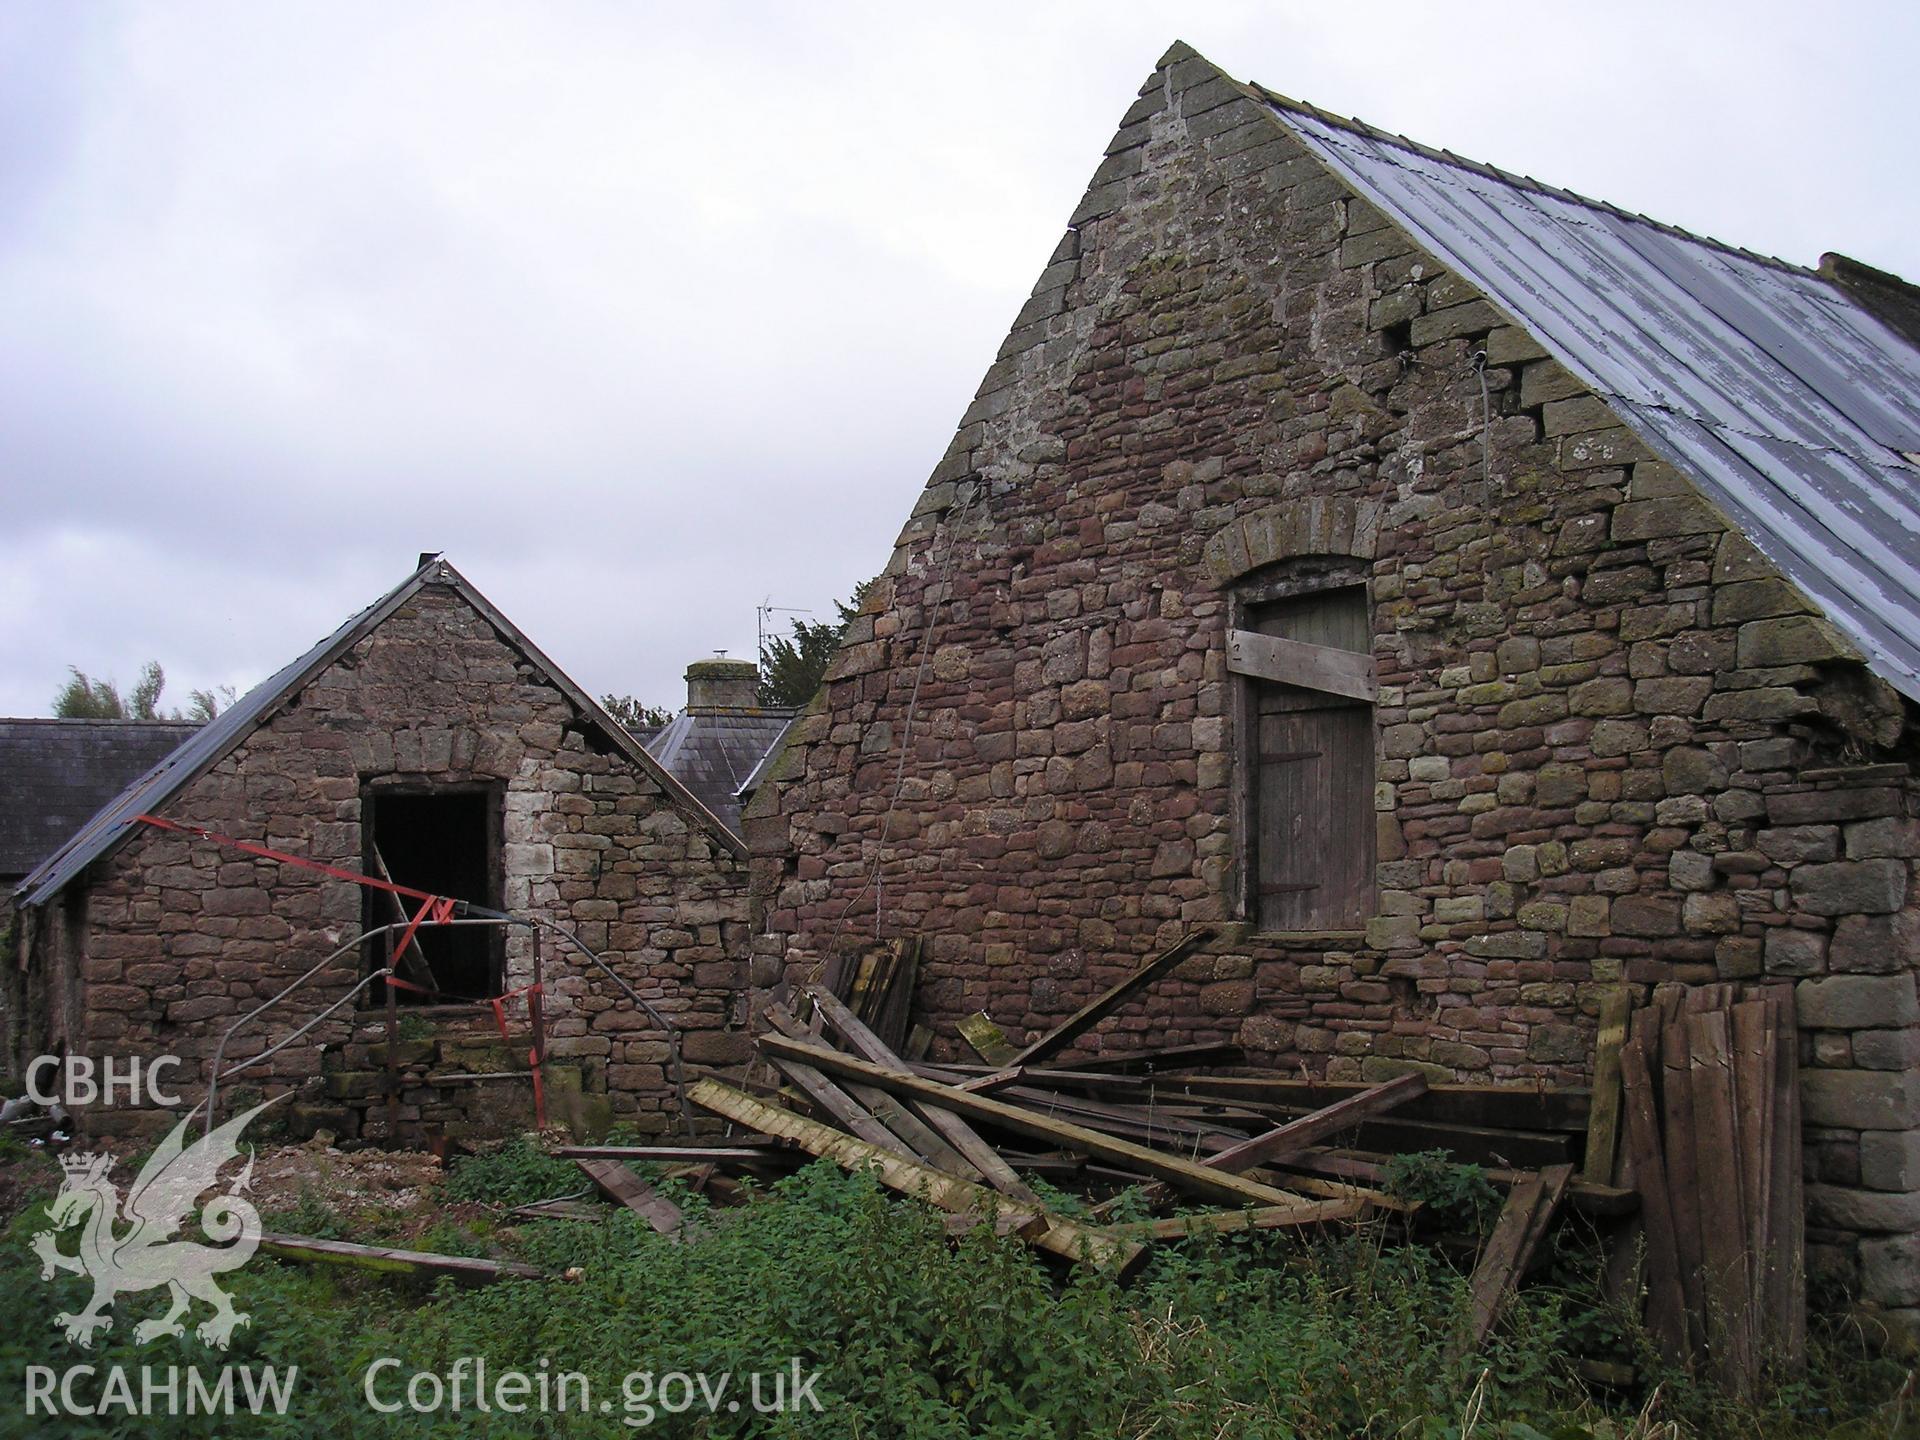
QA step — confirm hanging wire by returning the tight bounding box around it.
[819,476,985,958]
[1472,348,1493,487]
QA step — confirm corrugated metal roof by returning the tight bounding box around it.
[16,556,742,907]
[0,720,200,877]
[1265,94,1920,701]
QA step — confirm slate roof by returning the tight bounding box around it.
[1245,79,1920,700]
[0,720,199,879]
[15,556,743,908]
[645,708,796,840]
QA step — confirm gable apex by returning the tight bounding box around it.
[17,556,741,907]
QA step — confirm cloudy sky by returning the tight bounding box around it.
[3,1,1914,718]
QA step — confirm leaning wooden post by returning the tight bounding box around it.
[384,934,401,1142]
[529,931,549,1130]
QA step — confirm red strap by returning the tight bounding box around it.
[138,811,551,1128]
[135,814,441,902]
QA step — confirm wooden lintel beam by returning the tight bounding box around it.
[1226,628,1376,702]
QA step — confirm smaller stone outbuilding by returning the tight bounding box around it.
[0,717,200,1062]
[9,556,753,1141]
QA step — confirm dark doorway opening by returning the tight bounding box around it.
[363,786,502,1004]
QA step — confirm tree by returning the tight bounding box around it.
[601,694,674,732]
[759,581,872,707]
[51,662,229,721]
[52,668,129,719]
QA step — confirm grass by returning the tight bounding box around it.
[0,1146,1911,1438]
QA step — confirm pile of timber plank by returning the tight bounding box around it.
[1607,982,1804,1397]
[549,931,1617,1352]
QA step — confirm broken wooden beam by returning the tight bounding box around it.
[556,1144,793,1165]
[687,1077,1143,1275]
[573,1158,685,1237]
[1462,1163,1574,1347]
[767,1002,981,1176]
[806,986,1043,1206]
[1008,927,1216,1066]
[1206,1073,1428,1173]
[1105,1197,1367,1240]
[925,1068,1592,1134]
[762,1000,931,1161]
[1582,986,1632,1184]
[759,1033,1333,1213]
[509,1198,608,1223]
[1064,1042,1244,1073]
[259,1233,543,1285]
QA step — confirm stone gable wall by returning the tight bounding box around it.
[19,581,749,1140]
[746,53,1920,1317]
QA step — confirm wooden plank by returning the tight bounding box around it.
[808,986,1041,1206]
[761,1032,1325,1212]
[1660,1012,1707,1362]
[845,944,885,1022]
[556,1144,793,1165]
[840,1081,980,1177]
[1463,1163,1574,1347]
[1105,1197,1367,1240]
[919,1068,1592,1133]
[1583,985,1633,1185]
[766,1050,921,1157]
[1263,1146,1635,1218]
[1007,928,1217,1066]
[259,1233,543,1284]
[1063,1043,1244,1073]
[1205,1073,1428,1172]
[1687,1007,1754,1398]
[687,1077,1143,1275]
[1226,628,1377,702]
[872,937,920,1052]
[770,1004,977,1175]
[1731,997,1775,1354]
[1764,986,1805,1369]
[762,1000,934,1160]
[573,1158,685,1237]
[1619,1019,1688,1364]
[509,1198,608,1223]
[955,1012,1017,1064]
[904,1023,935,1061]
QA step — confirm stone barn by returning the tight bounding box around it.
[745,49,1920,1320]
[11,555,753,1141]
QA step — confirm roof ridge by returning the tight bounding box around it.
[17,555,746,904]
[1249,82,1818,280]
[0,717,202,726]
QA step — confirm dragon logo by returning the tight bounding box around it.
[30,1099,278,1350]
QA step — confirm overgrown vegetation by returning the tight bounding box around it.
[1384,1148,1505,1233]
[601,694,675,732]
[52,660,233,722]
[0,1148,1910,1438]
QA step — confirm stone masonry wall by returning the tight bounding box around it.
[20,579,750,1141]
[746,49,1920,1318]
